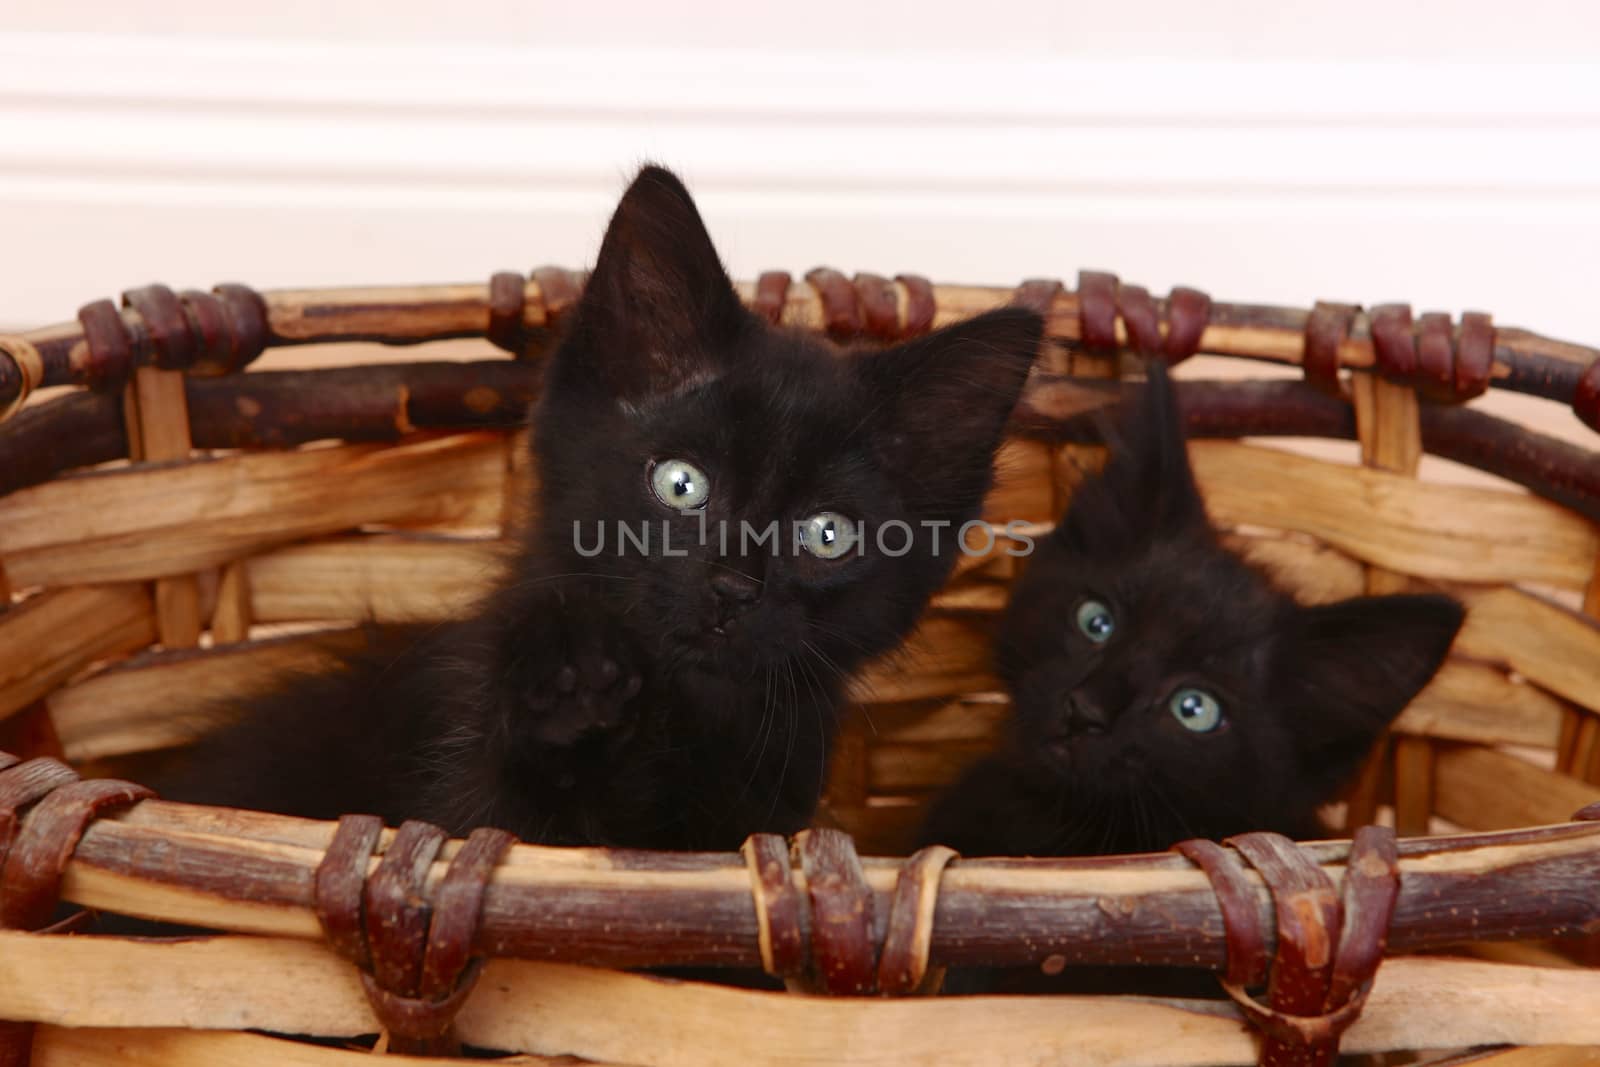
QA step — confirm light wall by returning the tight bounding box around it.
[2,0,1598,364]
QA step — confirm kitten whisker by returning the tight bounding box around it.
[762,661,804,830]
[701,558,766,585]
[731,668,778,813]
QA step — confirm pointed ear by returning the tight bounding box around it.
[1055,360,1206,554]
[1119,360,1206,530]
[559,165,748,403]
[855,307,1043,519]
[1281,593,1465,777]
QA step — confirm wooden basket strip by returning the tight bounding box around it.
[109,799,823,875]
[15,279,1598,410]
[243,535,505,625]
[122,368,190,464]
[0,433,509,589]
[106,796,684,866]
[1190,440,1600,590]
[1351,373,1423,589]
[1222,530,1368,603]
[0,584,154,722]
[86,798,1600,874]
[0,361,538,497]
[502,425,536,532]
[1419,403,1600,527]
[1585,565,1600,774]
[1434,745,1600,832]
[29,1028,578,1067]
[265,283,520,344]
[1450,587,1600,716]
[846,615,999,705]
[865,696,1012,747]
[211,559,251,643]
[823,800,924,855]
[150,576,204,654]
[1574,552,1600,784]
[1430,1050,1600,1067]
[454,955,1600,1067]
[926,581,1010,615]
[125,366,205,650]
[5,935,1600,1067]
[6,375,1597,536]
[1557,710,1584,776]
[1394,661,1564,750]
[0,390,125,498]
[51,806,1600,969]
[868,742,988,794]
[112,799,349,854]
[1390,735,1434,835]
[1351,372,1430,831]
[183,360,539,450]
[984,439,1058,526]
[7,533,509,644]
[1455,940,1590,971]
[1574,722,1600,784]
[821,714,872,812]
[48,628,367,764]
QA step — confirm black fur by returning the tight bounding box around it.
[160,165,1044,850]
[920,361,1464,858]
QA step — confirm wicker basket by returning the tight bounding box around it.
[1,268,1598,1067]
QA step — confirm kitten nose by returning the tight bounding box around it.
[710,570,761,602]
[1061,694,1109,735]
[709,570,762,618]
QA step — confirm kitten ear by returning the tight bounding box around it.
[855,307,1044,518]
[1109,360,1207,530]
[1055,359,1206,554]
[1281,593,1465,776]
[559,165,748,403]
[1126,358,1203,524]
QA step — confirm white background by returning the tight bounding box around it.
[2,0,1599,361]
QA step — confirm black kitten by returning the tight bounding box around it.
[920,361,1464,857]
[162,166,1044,850]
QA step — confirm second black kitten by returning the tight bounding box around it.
[161,166,1044,851]
[920,362,1464,858]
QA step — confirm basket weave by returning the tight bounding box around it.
[0,267,1598,1067]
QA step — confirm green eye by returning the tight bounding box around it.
[649,458,710,511]
[1169,687,1223,733]
[800,511,858,559]
[1075,599,1115,643]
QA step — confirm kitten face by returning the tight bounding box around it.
[531,166,1043,694]
[538,334,935,681]
[1001,531,1291,805]
[991,363,1464,847]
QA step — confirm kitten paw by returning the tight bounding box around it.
[520,623,644,749]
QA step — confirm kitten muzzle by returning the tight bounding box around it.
[1061,693,1110,736]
